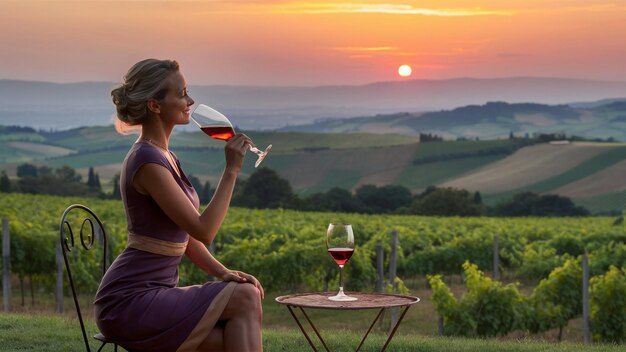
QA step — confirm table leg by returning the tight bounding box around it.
[380,305,411,352]
[299,307,331,352]
[286,305,319,352]
[355,308,385,352]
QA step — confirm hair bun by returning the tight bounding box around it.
[111,59,180,130]
[111,84,130,121]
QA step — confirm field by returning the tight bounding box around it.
[1,126,626,213]
[0,297,623,352]
[1,193,625,348]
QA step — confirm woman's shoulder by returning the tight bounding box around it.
[124,142,169,169]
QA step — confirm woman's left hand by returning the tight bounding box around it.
[221,270,265,299]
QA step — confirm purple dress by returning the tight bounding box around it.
[95,142,235,352]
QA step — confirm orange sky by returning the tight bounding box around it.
[1,0,625,86]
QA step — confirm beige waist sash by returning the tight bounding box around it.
[127,232,188,256]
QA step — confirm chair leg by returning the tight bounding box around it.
[97,341,106,352]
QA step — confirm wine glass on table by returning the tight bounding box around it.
[326,223,357,301]
[191,104,272,168]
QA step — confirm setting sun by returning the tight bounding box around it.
[398,65,412,77]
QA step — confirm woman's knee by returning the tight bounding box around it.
[226,283,262,318]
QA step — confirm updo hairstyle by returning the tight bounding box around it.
[111,59,180,126]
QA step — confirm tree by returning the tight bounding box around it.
[87,167,96,188]
[494,192,589,217]
[86,166,101,191]
[236,167,294,209]
[0,171,10,192]
[473,191,483,204]
[355,184,412,213]
[94,173,101,190]
[409,187,483,216]
[110,173,121,199]
[17,163,38,177]
[321,187,364,213]
[55,165,82,183]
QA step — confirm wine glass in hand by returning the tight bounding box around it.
[191,104,272,167]
[326,223,357,301]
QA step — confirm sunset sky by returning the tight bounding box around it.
[1,0,626,86]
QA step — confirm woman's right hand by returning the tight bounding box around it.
[224,133,254,171]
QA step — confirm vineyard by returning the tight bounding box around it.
[1,193,625,342]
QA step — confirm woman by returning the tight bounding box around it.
[95,58,264,352]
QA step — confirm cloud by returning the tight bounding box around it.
[270,3,513,16]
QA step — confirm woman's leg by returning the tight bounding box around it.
[220,283,263,351]
[198,324,224,352]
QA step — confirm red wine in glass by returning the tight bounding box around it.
[326,223,357,301]
[191,104,272,167]
[327,248,354,265]
[201,126,235,141]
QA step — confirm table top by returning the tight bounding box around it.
[275,292,419,310]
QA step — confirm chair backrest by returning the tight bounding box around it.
[59,204,108,352]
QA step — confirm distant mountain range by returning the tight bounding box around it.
[2,77,626,130]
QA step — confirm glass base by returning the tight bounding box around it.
[328,289,358,301]
[253,144,272,168]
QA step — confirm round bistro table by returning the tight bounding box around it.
[275,292,419,352]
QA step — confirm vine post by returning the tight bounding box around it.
[376,240,383,293]
[3,217,11,312]
[582,252,590,344]
[493,235,500,281]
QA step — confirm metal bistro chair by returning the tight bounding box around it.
[59,204,123,352]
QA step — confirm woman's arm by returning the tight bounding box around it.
[184,236,229,277]
[133,134,251,245]
[185,237,265,298]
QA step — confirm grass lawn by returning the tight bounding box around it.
[1,312,623,352]
[2,281,624,352]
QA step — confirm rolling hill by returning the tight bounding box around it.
[278,101,626,141]
[1,125,624,214]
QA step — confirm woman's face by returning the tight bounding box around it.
[158,71,194,125]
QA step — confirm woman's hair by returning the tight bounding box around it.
[111,59,180,130]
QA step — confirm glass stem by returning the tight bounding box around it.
[339,264,345,292]
[249,145,263,156]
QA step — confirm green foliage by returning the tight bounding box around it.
[429,259,626,342]
[354,184,412,214]
[409,187,484,216]
[1,193,625,304]
[428,262,525,337]
[13,164,104,197]
[462,262,526,337]
[0,170,10,192]
[233,167,295,209]
[493,192,589,217]
[587,241,626,276]
[515,246,570,280]
[590,266,626,343]
[526,259,582,334]
[428,274,475,336]
[17,163,38,177]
